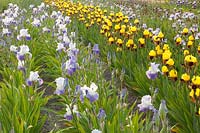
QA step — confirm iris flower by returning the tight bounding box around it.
[91,129,102,133]
[80,83,99,103]
[97,108,106,119]
[146,62,161,80]
[17,29,31,40]
[64,104,79,121]
[26,71,43,86]
[16,45,32,61]
[137,95,154,111]
[54,77,68,95]
[92,44,100,54]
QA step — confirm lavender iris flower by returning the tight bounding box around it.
[86,91,99,103]
[2,28,11,36]
[64,105,73,121]
[31,18,41,27]
[42,27,51,33]
[63,56,78,76]
[54,77,68,95]
[92,44,100,54]
[10,45,18,53]
[16,45,32,61]
[26,71,43,86]
[64,104,78,121]
[75,85,81,94]
[97,108,106,119]
[146,62,161,80]
[17,60,25,71]
[56,42,66,51]
[137,95,155,112]
[80,83,99,103]
[17,29,31,40]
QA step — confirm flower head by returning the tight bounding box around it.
[10,45,18,53]
[17,29,31,40]
[92,44,100,54]
[31,18,41,27]
[54,77,68,95]
[137,95,154,111]
[80,83,99,103]
[17,45,32,61]
[146,62,161,80]
[64,104,78,121]
[97,108,106,119]
[91,129,102,133]
[181,73,190,82]
[26,71,43,86]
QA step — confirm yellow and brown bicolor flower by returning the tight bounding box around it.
[189,87,200,103]
[138,38,145,47]
[184,55,197,67]
[187,40,193,48]
[126,39,134,49]
[196,108,200,116]
[168,69,178,81]
[114,24,121,31]
[182,28,189,35]
[153,35,161,45]
[162,50,172,64]
[181,73,190,82]
[163,44,170,51]
[134,19,139,25]
[130,26,137,33]
[158,31,164,39]
[162,65,169,76]
[116,38,123,47]
[149,50,156,60]
[183,50,189,56]
[108,37,114,44]
[175,37,182,46]
[143,29,150,38]
[191,76,200,89]
[166,58,174,66]
[189,35,195,41]
[197,45,200,54]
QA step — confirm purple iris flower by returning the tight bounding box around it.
[64,113,73,121]
[26,71,43,86]
[80,83,99,103]
[137,95,155,112]
[146,62,161,80]
[63,56,78,76]
[17,54,25,61]
[26,79,33,86]
[54,77,68,95]
[146,71,158,80]
[97,108,106,119]
[64,105,78,121]
[86,91,99,103]
[75,85,81,94]
[92,44,100,54]
[16,45,32,61]
[26,36,31,40]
